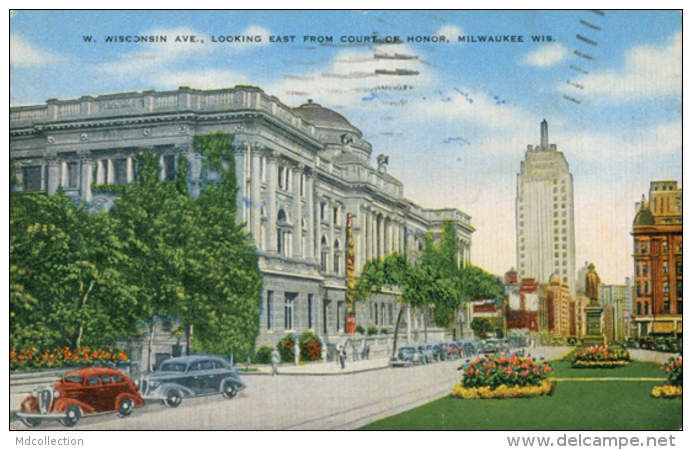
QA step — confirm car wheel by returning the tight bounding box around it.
[164,389,182,408]
[61,405,81,427]
[21,417,42,428]
[221,381,238,399]
[117,398,134,418]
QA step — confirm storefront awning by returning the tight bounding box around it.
[652,322,675,334]
[676,322,683,333]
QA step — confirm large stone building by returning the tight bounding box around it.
[632,181,682,338]
[10,85,475,363]
[516,120,576,294]
[538,274,572,337]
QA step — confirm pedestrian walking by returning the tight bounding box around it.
[339,344,347,370]
[271,347,280,376]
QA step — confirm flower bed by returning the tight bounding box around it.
[10,346,129,371]
[652,355,682,399]
[571,345,631,368]
[452,380,556,399]
[452,354,555,399]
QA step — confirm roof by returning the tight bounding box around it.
[633,206,655,227]
[159,354,229,365]
[293,100,362,136]
[64,366,124,378]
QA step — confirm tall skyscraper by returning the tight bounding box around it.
[516,120,576,294]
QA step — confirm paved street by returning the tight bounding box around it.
[10,346,571,431]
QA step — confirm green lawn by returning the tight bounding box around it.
[549,360,665,378]
[360,361,680,430]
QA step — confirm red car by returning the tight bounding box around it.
[17,366,145,428]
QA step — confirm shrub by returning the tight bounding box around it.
[462,354,553,389]
[252,345,273,364]
[380,328,389,335]
[277,334,295,363]
[572,345,631,368]
[662,355,682,386]
[299,331,322,362]
[356,324,365,335]
[10,346,129,371]
[367,326,378,336]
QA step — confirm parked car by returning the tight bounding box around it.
[444,342,461,360]
[138,354,245,408]
[417,346,434,364]
[458,340,477,357]
[392,346,422,366]
[17,366,144,428]
[426,344,445,361]
[483,338,506,354]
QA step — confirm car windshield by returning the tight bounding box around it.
[400,348,415,354]
[159,362,187,372]
[63,375,83,384]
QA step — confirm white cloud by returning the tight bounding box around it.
[522,43,568,67]
[412,87,534,130]
[10,35,56,67]
[574,31,681,99]
[436,24,463,40]
[97,25,271,80]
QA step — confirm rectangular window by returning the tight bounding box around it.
[663,261,669,275]
[334,253,340,274]
[278,166,285,190]
[337,301,344,332]
[308,294,314,329]
[284,292,297,330]
[664,301,670,314]
[113,159,128,184]
[163,155,176,181]
[333,206,339,224]
[320,202,326,221]
[323,299,329,334]
[23,166,42,191]
[267,291,274,330]
[321,251,328,272]
[67,162,80,188]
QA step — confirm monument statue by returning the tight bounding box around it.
[585,263,601,305]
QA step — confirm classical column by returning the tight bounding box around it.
[267,152,278,254]
[306,171,315,261]
[293,166,302,258]
[46,156,61,196]
[329,201,336,273]
[365,210,372,261]
[107,159,114,184]
[399,223,405,254]
[378,214,384,259]
[126,156,134,182]
[250,146,262,244]
[79,153,94,202]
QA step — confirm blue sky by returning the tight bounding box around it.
[10,10,682,284]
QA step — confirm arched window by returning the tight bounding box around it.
[277,209,287,224]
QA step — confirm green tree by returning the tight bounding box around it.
[10,188,139,350]
[110,150,194,370]
[355,253,435,358]
[183,132,263,362]
[471,316,493,339]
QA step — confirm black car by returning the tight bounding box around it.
[138,354,246,407]
[426,344,445,361]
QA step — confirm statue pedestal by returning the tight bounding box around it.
[582,303,605,347]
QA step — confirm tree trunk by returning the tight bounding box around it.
[75,279,94,349]
[147,322,155,372]
[391,304,406,359]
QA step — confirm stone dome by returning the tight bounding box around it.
[633,205,655,227]
[293,100,362,137]
[549,273,561,284]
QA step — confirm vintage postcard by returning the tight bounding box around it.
[8,9,682,440]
